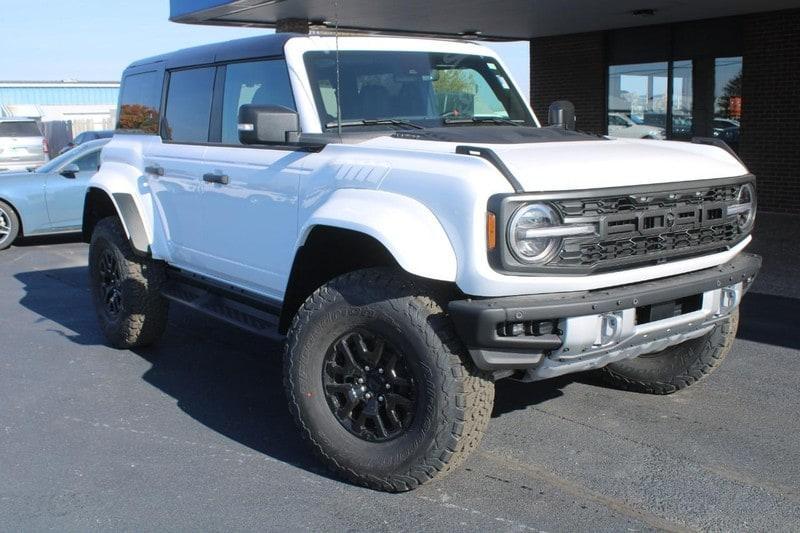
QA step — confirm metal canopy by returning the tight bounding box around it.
[170,0,800,40]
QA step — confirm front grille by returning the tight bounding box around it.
[549,182,748,271]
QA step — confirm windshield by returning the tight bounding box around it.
[36,146,86,173]
[304,51,534,130]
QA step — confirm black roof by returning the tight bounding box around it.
[126,33,299,72]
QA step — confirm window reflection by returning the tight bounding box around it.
[608,62,667,140]
[714,57,742,150]
[671,60,693,141]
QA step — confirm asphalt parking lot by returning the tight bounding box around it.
[1,216,799,532]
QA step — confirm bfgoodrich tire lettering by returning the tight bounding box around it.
[89,216,169,349]
[600,310,739,394]
[284,268,494,492]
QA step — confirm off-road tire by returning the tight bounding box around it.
[283,268,494,492]
[600,309,739,394]
[89,216,169,349]
[0,200,20,250]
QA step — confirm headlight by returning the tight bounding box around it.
[728,183,756,230]
[508,203,562,263]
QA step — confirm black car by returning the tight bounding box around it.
[58,130,114,155]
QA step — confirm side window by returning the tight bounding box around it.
[163,67,216,143]
[220,60,295,145]
[74,150,100,172]
[117,71,161,134]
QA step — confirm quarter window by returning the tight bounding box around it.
[163,67,216,143]
[220,60,295,145]
[117,71,161,134]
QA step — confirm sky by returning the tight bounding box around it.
[0,0,530,97]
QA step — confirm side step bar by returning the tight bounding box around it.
[162,270,284,340]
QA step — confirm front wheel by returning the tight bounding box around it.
[283,268,494,492]
[88,217,169,349]
[600,310,739,394]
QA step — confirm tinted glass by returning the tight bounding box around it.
[37,146,89,173]
[670,60,693,141]
[0,121,41,137]
[117,71,162,133]
[74,150,100,172]
[163,67,215,143]
[304,51,533,128]
[714,57,742,150]
[221,60,295,144]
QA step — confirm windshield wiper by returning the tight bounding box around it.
[443,117,524,127]
[325,119,425,130]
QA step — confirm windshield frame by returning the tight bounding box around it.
[303,50,536,131]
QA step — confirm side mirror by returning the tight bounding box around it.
[548,100,576,131]
[60,163,80,178]
[238,104,300,145]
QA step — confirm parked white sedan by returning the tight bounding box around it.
[607,112,666,139]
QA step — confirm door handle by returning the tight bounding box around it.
[145,165,164,177]
[203,172,229,185]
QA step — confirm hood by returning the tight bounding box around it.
[356,128,748,192]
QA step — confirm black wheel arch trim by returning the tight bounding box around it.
[111,192,151,256]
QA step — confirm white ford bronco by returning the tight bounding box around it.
[84,34,761,492]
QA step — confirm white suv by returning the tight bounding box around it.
[84,34,760,492]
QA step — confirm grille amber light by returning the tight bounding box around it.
[487,212,497,250]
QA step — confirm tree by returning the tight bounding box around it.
[716,72,742,119]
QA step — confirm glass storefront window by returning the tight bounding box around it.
[671,60,694,141]
[608,60,694,141]
[714,57,742,150]
[608,62,668,140]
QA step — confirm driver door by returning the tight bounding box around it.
[44,147,101,230]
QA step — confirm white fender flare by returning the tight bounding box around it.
[299,189,458,282]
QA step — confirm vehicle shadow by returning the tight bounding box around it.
[13,265,331,480]
[15,266,796,480]
[736,291,800,350]
[15,233,84,247]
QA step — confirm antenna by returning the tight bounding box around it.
[333,0,342,136]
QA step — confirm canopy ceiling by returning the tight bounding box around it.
[170,0,800,40]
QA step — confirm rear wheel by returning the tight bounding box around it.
[88,217,169,349]
[284,268,494,492]
[0,200,20,250]
[600,310,739,394]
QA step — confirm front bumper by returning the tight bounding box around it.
[448,253,761,378]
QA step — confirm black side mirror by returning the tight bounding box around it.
[238,104,300,145]
[60,163,80,178]
[548,100,576,131]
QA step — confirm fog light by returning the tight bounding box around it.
[510,322,525,336]
[599,312,623,345]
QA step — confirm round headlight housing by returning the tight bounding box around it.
[730,183,756,230]
[508,203,561,263]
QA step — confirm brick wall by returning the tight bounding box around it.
[740,9,800,214]
[530,32,606,134]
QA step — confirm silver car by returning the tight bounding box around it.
[0,138,109,250]
[0,118,49,172]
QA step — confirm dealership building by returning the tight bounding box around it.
[170,0,800,214]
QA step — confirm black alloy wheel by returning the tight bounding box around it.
[97,248,123,319]
[322,329,416,442]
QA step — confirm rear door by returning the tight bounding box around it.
[44,147,101,229]
[0,121,45,169]
[144,66,216,268]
